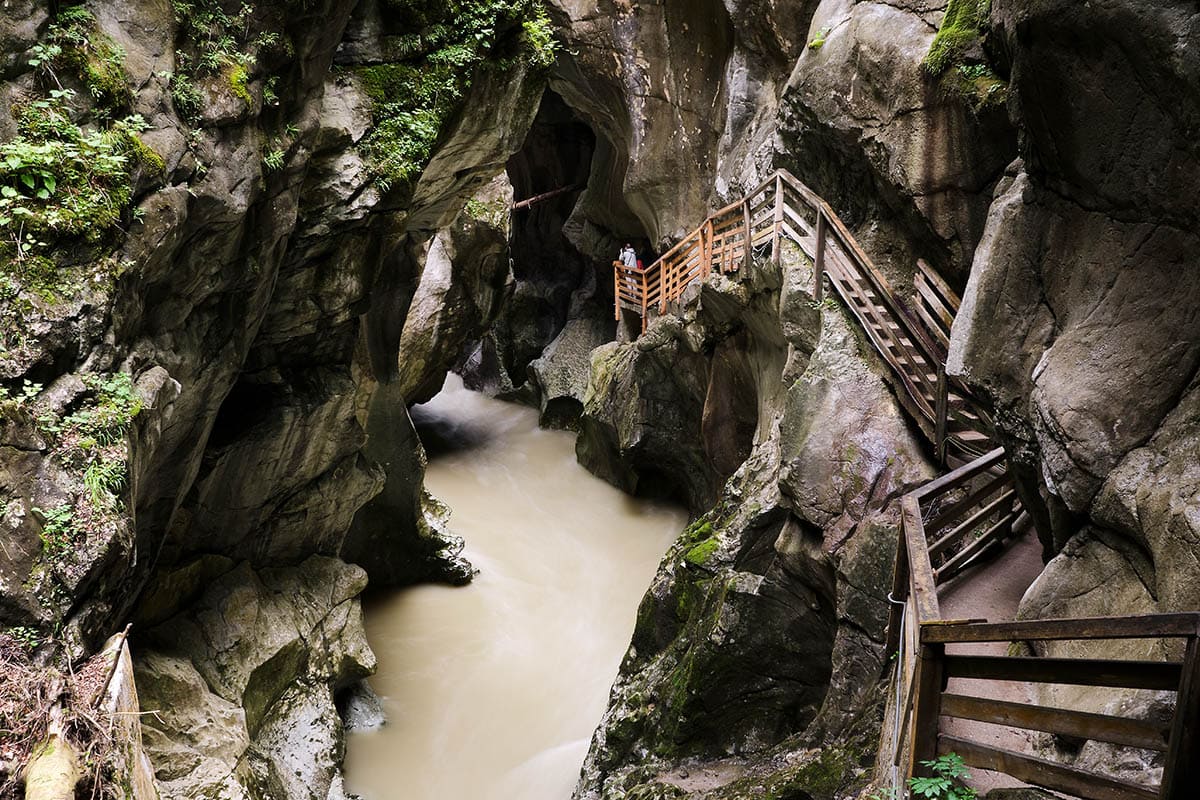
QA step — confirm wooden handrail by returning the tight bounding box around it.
[888,438,1200,799]
[612,169,1198,800]
[613,168,987,463]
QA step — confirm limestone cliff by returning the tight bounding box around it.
[0,0,1196,798]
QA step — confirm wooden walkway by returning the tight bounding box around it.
[613,170,990,463]
[615,170,1200,800]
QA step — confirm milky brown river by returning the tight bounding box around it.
[343,376,686,799]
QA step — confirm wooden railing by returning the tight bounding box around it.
[886,448,1200,800]
[614,170,988,462]
[615,170,1199,799]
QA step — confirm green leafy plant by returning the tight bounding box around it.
[908,753,977,800]
[0,91,152,278]
[34,503,77,558]
[808,25,832,50]
[355,0,561,190]
[170,0,289,119]
[43,6,131,108]
[262,147,285,172]
[4,626,41,651]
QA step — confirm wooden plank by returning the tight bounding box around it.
[911,447,1007,502]
[511,183,583,211]
[814,210,827,303]
[923,470,1011,536]
[938,735,1160,800]
[943,654,1184,690]
[934,509,1018,582]
[886,523,909,658]
[915,272,955,331]
[780,221,808,250]
[929,488,1017,558]
[771,175,784,265]
[915,298,951,351]
[909,643,946,779]
[903,494,940,625]
[782,202,813,237]
[934,365,948,464]
[940,693,1171,751]
[923,614,1200,645]
[742,199,752,270]
[614,265,621,321]
[915,258,960,312]
[1161,636,1200,800]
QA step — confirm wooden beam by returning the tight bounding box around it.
[814,210,826,303]
[934,509,1019,582]
[910,447,1007,502]
[934,365,948,465]
[923,470,1011,536]
[742,199,752,271]
[510,184,583,211]
[922,613,1200,644]
[938,735,1159,800]
[942,654,1183,690]
[771,175,784,265]
[885,524,909,659]
[1161,635,1200,800]
[940,693,1171,751]
[903,495,940,625]
[909,643,945,780]
[929,488,1017,558]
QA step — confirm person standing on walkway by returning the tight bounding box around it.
[619,243,637,270]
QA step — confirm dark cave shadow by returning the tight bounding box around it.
[410,403,494,458]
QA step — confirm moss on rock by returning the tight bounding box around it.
[924,0,990,75]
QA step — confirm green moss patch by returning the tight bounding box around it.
[924,0,990,75]
[684,537,719,566]
[353,0,560,190]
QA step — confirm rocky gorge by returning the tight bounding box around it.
[0,0,1196,799]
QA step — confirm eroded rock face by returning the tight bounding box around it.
[779,0,1015,279]
[135,557,373,800]
[574,250,934,799]
[948,0,1200,623]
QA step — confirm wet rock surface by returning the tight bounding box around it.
[574,251,933,799]
[135,557,373,800]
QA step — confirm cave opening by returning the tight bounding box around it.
[456,88,652,396]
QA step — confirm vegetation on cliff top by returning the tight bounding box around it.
[0,6,158,330]
[358,0,560,190]
[924,0,1008,112]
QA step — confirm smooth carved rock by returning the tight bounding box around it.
[530,316,616,429]
[779,0,1015,277]
[137,557,373,800]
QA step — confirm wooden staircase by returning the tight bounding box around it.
[616,170,1200,800]
[613,170,993,463]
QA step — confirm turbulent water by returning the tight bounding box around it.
[344,376,685,800]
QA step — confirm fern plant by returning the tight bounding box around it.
[908,753,977,800]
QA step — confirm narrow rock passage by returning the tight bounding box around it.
[939,529,1047,793]
[344,376,685,799]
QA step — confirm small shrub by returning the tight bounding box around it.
[0,93,148,274]
[44,6,132,109]
[908,752,977,800]
[34,503,77,558]
[355,0,561,190]
[262,147,285,172]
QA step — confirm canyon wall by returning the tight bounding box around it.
[1,0,1197,798]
